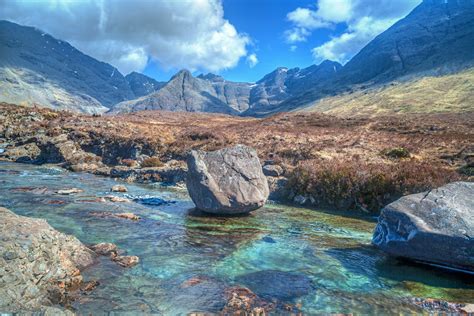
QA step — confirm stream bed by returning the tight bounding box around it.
[0,162,473,314]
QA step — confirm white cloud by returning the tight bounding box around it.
[246,53,258,68]
[0,0,250,75]
[285,0,422,63]
[284,27,311,43]
[290,45,298,52]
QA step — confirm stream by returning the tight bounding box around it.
[0,161,473,314]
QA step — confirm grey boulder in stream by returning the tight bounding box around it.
[372,182,474,272]
[186,145,269,215]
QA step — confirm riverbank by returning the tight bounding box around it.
[1,103,472,214]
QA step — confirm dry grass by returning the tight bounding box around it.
[303,68,474,116]
[1,102,473,213]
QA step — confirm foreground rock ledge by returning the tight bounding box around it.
[186,145,269,215]
[0,207,96,313]
[372,182,474,272]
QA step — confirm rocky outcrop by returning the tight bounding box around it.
[0,207,96,313]
[186,145,269,214]
[372,182,474,272]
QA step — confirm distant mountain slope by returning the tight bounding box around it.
[111,70,249,114]
[257,0,474,116]
[300,68,474,116]
[125,72,166,98]
[112,61,341,115]
[0,20,134,113]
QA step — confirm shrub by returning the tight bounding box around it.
[286,158,461,214]
[141,157,163,168]
[381,147,411,159]
[121,159,138,167]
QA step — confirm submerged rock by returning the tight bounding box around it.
[111,184,128,192]
[373,182,474,272]
[0,207,95,312]
[236,270,313,300]
[89,242,118,256]
[56,188,83,195]
[186,145,269,215]
[112,255,140,268]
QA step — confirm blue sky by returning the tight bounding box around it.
[0,0,421,83]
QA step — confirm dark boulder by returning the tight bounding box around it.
[372,182,474,272]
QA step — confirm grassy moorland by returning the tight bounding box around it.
[304,68,474,117]
[1,102,472,213]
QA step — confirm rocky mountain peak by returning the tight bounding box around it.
[197,73,225,82]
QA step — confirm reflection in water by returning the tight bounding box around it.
[0,162,473,314]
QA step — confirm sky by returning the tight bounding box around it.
[0,0,422,82]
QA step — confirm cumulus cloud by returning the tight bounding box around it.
[246,54,259,68]
[0,0,250,75]
[285,0,422,63]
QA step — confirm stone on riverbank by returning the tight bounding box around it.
[186,145,269,215]
[0,207,95,313]
[372,182,474,272]
[111,184,128,192]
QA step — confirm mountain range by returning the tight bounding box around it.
[0,0,473,116]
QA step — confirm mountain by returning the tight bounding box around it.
[0,20,135,114]
[111,61,342,115]
[267,0,474,116]
[301,67,474,116]
[125,72,166,98]
[110,70,251,114]
[244,61,342,116]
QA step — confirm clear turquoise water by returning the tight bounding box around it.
[0,162,473,315]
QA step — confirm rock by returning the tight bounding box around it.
[236,270,313,300]
[89,211,140,221]
[222,286,274,315]
[262,164,283,177]
[104,195,131,203]
[56,188,83,195]
[111,184,128,192]
[1,143,41,163]
[116,212,140,221]
[81,280,100,293]
[293,195,308,205]
[460,304,474,314]
[89,243,118,256]
[267,176,288,201]
[186,145,269,214]
[372,182,474,272]
[70,163,100,172]
[0,207,95,312]
[112,255,139,268]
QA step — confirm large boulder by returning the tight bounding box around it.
[186,145,269,214]
[0,207,96,312]
[372,182,474,272]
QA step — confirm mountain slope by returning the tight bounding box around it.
[301,68,474,116]
[112,61,342,115]
[260,0,474,116]
[0,20,134,113]
[125,72,166,98]
[110,70,246,114]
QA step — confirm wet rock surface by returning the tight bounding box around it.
[0,207,95,313]
[373,182,474,272]
[186,145,269,214]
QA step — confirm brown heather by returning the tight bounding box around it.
[1,103,472,213]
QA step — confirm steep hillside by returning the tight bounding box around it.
[111,70,247,114]
[125,72,166,98]
[0,20,134,113]
[301,68,474,116]
[260,0,474,116]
